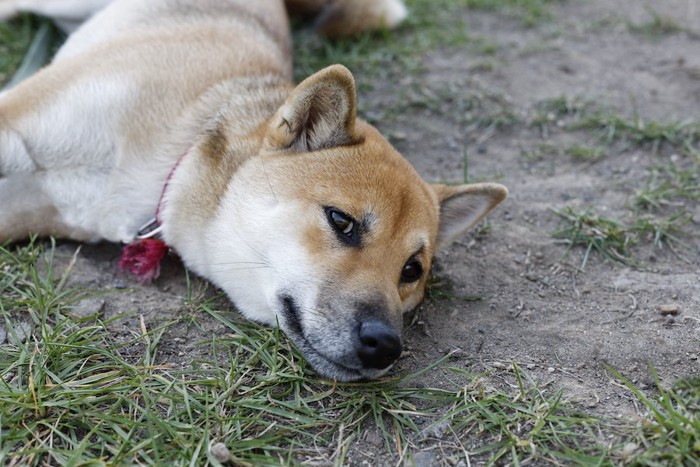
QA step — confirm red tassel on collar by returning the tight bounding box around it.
[118,149,190,283]
[119,238,168,283]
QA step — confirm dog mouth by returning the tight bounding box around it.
[279,295,392,381]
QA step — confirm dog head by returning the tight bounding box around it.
[205,65,507,380]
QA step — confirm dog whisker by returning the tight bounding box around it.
[210,260,269,266]
[259,158,277,202]
[210,265,272,272]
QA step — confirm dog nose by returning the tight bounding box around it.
[357,321,402,369]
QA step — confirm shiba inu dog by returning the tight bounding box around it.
[0,0,507,380]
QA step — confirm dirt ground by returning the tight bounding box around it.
[385,0,700,412]
[15,0,699,464]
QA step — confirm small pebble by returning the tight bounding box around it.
[70,298,106,318]
[657,304,679,316]
[365,430,383,447]
[622,442,639,459]
[547,367,556,373]
[413,451,439,467]
[526,363,536,370]
[209,442,231,463]
[422,421,450,440]
[448,349,468,359]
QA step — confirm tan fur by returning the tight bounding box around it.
[260,120,439,315]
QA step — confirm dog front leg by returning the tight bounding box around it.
[1,121,102,242]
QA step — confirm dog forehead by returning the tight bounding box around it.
[289,144,438,233]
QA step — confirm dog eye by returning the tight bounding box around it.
[400,259,423,284]
[331,210,354,234]
[325,207,359,246]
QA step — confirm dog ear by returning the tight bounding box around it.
[264,64,361,153]
[432,183,508,249]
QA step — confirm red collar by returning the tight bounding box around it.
[135,149,190,240]
[120,148,190,282]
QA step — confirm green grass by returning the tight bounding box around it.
[575,112,700,156]
[628,7,684,38]
[293,0,560,77]
[462,0,560,26]
[293,0,473,82]
[521,142,607,162]
[551,207,694,268]
[425,275,482,303]
[551,208,636,268]
[429,364,606,465]
[608,368,700,465]
[634,164,700,211]
[0,15,36,84]
[292,0,521,84]
[0,240,440,464]
[521,143,557,162]
[535,101,699,267]
[0,241,563,464]
[530,96,593,138]
[630,213,693,251]
[3,240,697,465]
[532,95,700,158]
[564,144,606,160]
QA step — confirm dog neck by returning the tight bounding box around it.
[155,78,293,273]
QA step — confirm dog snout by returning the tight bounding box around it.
[357,320,402,370]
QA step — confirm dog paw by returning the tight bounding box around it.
[315,0,408,39]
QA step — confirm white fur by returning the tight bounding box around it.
[167,156,308,324]
[376,0,408,28]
